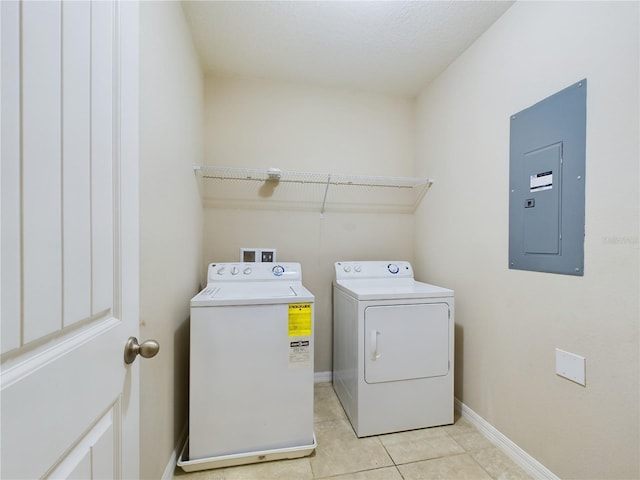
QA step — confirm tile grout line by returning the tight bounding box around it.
[375,433,401,478]
[443,427,506,480]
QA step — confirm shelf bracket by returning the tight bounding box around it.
[320,174,332,216]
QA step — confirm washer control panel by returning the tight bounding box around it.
[335,261,413,280]
[208,262,301,284]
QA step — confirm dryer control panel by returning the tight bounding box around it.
[335,261,413,280]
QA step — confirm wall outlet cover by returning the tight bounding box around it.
[555,348,586,386]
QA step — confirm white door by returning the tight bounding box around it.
[1,1,142,478]
[364,303,450,384]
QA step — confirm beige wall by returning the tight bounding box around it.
[414,2,639,478]
[139,2,203,479]
[202,77,416,373]
[139,2,639,477]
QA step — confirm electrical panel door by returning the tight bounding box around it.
[523,143,562,255]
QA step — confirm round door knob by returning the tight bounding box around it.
[124,337,160,364]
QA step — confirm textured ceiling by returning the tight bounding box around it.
[182,1,514,97]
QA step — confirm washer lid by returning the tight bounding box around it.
[191,282,314,306]
[334,278,453,301]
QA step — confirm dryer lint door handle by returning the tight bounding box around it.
[370,330,381,361]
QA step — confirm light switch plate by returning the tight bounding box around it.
[555,348,586,386]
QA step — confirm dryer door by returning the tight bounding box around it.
[364,303,449,384]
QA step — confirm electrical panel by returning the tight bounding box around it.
[509,80,586,276]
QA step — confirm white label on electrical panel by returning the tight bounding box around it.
[289,340,310,367]
[530,171,553,192]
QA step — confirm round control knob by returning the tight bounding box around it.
[272,265,285,276]
[354,265,362,272]
[343,266,352,273]
[388,263,400,274]
[243,267,252,275]
[216,267,226,275]
[230,266,239,275]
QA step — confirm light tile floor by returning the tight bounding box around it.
[173,383,532,479]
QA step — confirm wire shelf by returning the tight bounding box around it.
[193,165,434,213]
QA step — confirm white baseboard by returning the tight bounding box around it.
[455,398,559,480]
[161,424,188,480]
[314,371,332,383]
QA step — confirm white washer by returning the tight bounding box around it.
[333,261,454,437]
[180,262,316,472]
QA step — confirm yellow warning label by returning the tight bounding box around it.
[288,303,312,337]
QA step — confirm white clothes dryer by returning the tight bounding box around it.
[332,261,454,437]
[179,262,316,472]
